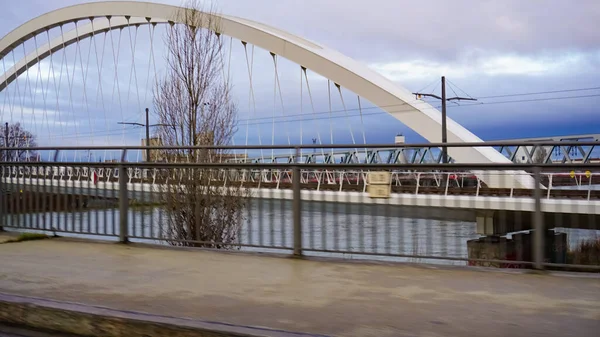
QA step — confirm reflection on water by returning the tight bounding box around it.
[5,199,599,266]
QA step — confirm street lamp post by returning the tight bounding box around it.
[413,76,477,164]
[145,108,150,163]
[118,108,174,162]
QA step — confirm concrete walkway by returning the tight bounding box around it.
[0,239,599,337]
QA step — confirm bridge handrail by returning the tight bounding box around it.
[1,163,598,201]
[1,140,599,151]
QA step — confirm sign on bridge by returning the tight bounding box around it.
[367,171,391,199]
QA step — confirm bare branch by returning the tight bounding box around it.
[153,0,247,249]
[0,123,39,162]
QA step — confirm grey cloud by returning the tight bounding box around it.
[3,0,599,64]
[2,0,599,148]
[210,0,600,63]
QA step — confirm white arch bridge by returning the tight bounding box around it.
[0,0,548,189]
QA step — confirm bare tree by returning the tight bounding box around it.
[534,146,549,164]
[153,0,248,248]
[1,123,39,162]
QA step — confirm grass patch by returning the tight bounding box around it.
[3,232,50,244]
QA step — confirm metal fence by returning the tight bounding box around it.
[1,143,599,272]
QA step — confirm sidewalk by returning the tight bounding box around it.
[0,238,599,337]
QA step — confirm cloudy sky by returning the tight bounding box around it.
[0,0,599,155]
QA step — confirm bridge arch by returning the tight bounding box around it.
[0,1,533,188]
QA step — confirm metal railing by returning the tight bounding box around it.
[2,165,598,200]
[1,143,599,272]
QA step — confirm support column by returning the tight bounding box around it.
[476,211,495,235]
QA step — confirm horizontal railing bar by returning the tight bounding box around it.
[128,236,295,250]
[303,248,536,266]
[300,249,600,271]
[541,262,600,271]
[0,140,599,151]
[2,227,117,237]
[3,161,600,170]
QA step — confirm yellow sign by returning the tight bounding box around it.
[585,171,591,178]
[368,184,391,199]
[570,171,575,178]
[368,171,391,198]
[368,171,391,185]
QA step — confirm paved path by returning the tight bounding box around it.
[0,239,599,337]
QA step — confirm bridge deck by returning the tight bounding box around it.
[0,238,598,337]
[4,176,600,200]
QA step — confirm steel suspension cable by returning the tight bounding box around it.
[242,42,264,162]
[64,23,82,161]
[75,20,95,148]
[302,67,326,162]
[108,17,125,153]
[91,20,110,162]
[335,84,357,158]
[271,53,292,158]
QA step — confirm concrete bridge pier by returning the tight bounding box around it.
[467,230,568,268]
[471,210,571,268]
[476,209,600,235]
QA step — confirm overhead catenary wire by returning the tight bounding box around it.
[477,86,600,99]
[446,79,475,100]
[445,80,462,101]
[36,125,139,141]
[234,93,600,125]
[415,77,440,95]
[236,93,600,127]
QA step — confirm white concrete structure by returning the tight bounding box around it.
[2,175,598,214]
[0,1,534,188]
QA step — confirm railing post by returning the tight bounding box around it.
[546,174,552,199]
[0,165,4,232]
[119,157,129,243]
[292,147,302,257]
[588,173,592,201]
[532,165,544,270]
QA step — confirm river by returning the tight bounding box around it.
[4,199,599,266]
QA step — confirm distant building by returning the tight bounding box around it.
[142,137,165,162]
[394,134,405,144]
[394,134,409,164]
[27,153,41,162]
[141,135,245,163]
